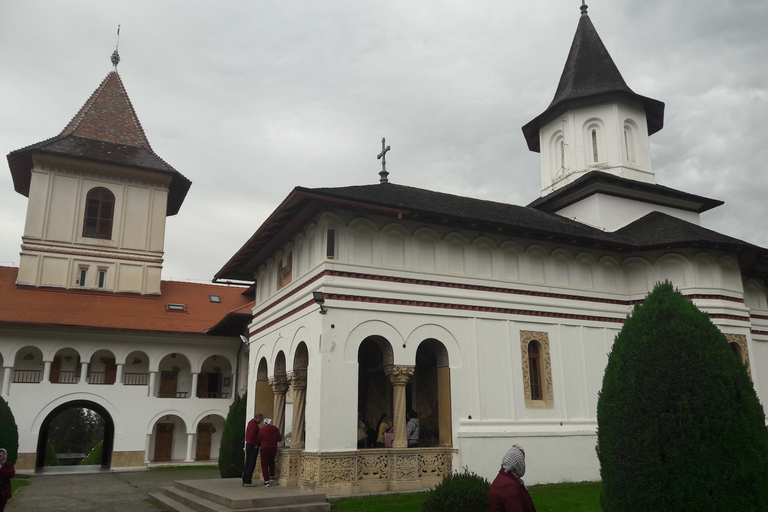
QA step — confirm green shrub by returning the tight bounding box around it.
[597,281,768,511]
[80,441,103,465]
[422,467,490,512]
[44,441,60,466]
[218,392,247,478]
[0,396,18,462]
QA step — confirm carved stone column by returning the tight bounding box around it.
[288,371,307,449]
[385,366,415,449]
[269,375,289,445]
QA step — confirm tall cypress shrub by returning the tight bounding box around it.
[218,392,247,478]
[597,282,768,511]
[0,396,18,462]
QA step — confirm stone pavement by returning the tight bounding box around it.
[6,467,220,512]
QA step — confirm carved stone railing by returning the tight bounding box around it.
[278,447,454,496]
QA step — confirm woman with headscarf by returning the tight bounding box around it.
[0,449,15,512]
[489,445,537,512]
[255,418,282,487]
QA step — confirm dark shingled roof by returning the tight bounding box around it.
[7,72,191,216]
[528,171,723,214]
[522,9,664,152]
[215,182,768,282]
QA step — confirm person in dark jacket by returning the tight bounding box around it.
[256,418,282,486]
[0,448,15,512]
[242,413,263,486]
[489,445,537,512]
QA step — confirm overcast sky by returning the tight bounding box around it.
[1,0,767,284]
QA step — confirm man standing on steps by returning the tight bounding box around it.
[242,413,263,486]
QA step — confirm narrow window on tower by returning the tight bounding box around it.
[560,139,565,169]
[98,269,107,289]
[326,229,336,259]
[78,268,88,287]
[82,187,115,239]
[591,129,599,162]
[528,341,542,400]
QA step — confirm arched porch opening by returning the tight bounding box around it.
[357,336,394,446]
[123,350,149,386]
[50,347,80,384]
[88,349,117,385]
[149,414,186,462]
[35,400,114,472]
[157,353,192,398]
[287,343,309,448]
[194,414,225,461]
[255,358,274,418]
[412,339,452,447]
[198,354,233,398]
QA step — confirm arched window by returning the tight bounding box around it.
[528,341,542,400]
[82,187,114,239]
[591,129,599,162]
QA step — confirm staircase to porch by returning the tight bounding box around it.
[149,478,331,512]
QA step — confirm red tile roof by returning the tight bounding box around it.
[0,266,252,335]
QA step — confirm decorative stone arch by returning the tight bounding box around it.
[155,352,192,398]
[381,222,411,269]
[725,334,751,378]
[525,245,548,284]
[520,330,554,408]
[574,252,597,289]
[623,257,653,295]
[472,236,497,278]
[348,217,379,265]
[276,245,294,290]
[194,352,235,375]
[344,320,404,363]
[305,223,319,269]
[443,232,470,275]
[598,256,622,292]
[551,248,573,287]
[692,253,720,288]
[499,241,523,282]
[197,354,233,399]
[34,397,116,471]
[13,345,43,383]
[656,254,692,288]
[718,255,742,292]
[293,233,306,274]
[744,279,767,310]
[413,227,440,272]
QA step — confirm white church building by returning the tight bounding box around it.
[2,3,767,495]
[213,4,768,495]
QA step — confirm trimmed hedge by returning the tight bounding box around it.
[597,281,768,511]
[0,396,18,462]
[218,392,247,478]
[422,467,490,512]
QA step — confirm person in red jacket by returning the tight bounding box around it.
[242,413,263,486]
[489,444,537,512]
[255,418,282,486]
[0,448,15,512]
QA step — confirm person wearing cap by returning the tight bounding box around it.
[0,449,15,512]
[242,413,263,486]
[489,444,537,512]
[255,418,282,486]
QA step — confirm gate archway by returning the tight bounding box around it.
[35,399,115,472]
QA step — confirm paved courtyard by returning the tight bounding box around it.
[7,467,221,512]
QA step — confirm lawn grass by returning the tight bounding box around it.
[10,473,31,494]
[329,481,602,511]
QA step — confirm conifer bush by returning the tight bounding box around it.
[422,467,490,512]
[597,281,768,511]
[218,392,247,478]
[44,441,60,466]
[0,396,18,461]
[80,441,103,465]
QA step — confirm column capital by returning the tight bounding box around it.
[288,370,307,389]
[269,375,290,393]
[385,365,415,385]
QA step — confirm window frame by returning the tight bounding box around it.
[82,187,115,240]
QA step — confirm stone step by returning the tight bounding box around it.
[149,478,331,512]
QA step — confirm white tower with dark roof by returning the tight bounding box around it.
[7,67,191,295]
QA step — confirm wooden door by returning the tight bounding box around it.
[196,424,212,460]
[154,423,174,461]
[50,357,61,383]
[159,371,177,398]
[197,373,209,398]
[104,358,117,384]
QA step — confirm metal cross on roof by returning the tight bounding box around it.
[377,137,391,184]
[111,24,121,70]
